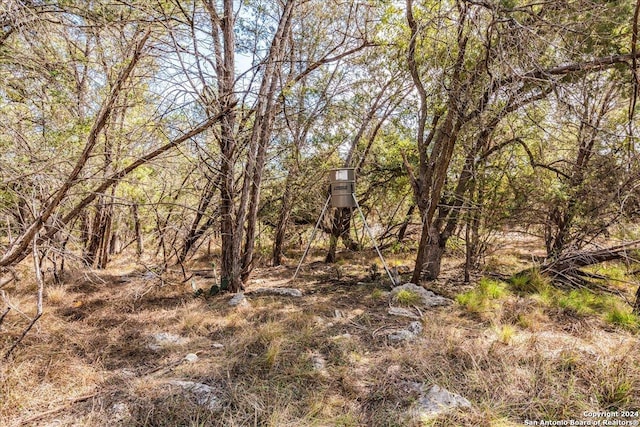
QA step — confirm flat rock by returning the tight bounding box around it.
[387,321,423,343]
[167,380,223,411]
[390,283,450,308]
[228,293,250,307]
[148,332,188,351]
[250,287,303,297]
[184,353,198,362]
[109,402,131,423]
[412,384,471,418]
[309,351,327,375]
[331,333,352,340]
[388,307,420,319]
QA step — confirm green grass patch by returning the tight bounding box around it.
[509,269,551,294]
[371,288,386,300]
[394,289,422,306]
[456,278,509,314]
[508,270,636,326]
[605,306,640,332]
[557,289,601,315]
[584,262,628,282]
[555,289,638,329]
[497,324,516,344]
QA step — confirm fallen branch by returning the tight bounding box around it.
[514,240,640,308]
[0,307,10,328]
[541,240,640,273]
[13,392,97,427]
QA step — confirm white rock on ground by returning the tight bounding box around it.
[184,353,198,363]
[147,332,188,351]
[250,287,303,297]
[387,321,423,343]
[390,283,450,307]
[110,402,131,423]
[167,380,223,411]
[388,307,421,319]
[309,351,328,376]
[228,293,250,308]
[411,384,472,418]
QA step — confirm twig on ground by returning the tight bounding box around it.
[13,392,98,427]
[0,307,10,328]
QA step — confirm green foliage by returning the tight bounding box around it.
[585,262,628,283]
[497,324,516,345]
[604,307,639,332]
[509,269,551,294]
[456,278,509,313]
[517,276,639,331]
[394,289,422,306]
[479,278,509,299]
[557,289,601,315]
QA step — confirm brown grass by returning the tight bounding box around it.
[1,247,639,426]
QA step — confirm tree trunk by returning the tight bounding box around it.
[397,205,415,242]
[272,179,294,266]
[324,208,357,263]
[132,203,143,257]
[214,0,242,293]
[180,179,216,262]
[240,1,296,281]
[97,203,112,268]
[421,227,447,280]
[84,202,104,266]
[0,30,149,269]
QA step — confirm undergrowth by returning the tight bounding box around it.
[3,253,640,426]
[507,269,640,332]
[456,278,510,315]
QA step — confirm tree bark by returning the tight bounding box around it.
[272,176,294,266]
[132,203,143,257]
[240,0,296,281]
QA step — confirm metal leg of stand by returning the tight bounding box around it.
[352,193,397,286]
[292,195,331,281]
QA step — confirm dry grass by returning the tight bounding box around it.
[1,247,639,426]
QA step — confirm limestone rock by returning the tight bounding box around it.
[387,321,423,343]
[109,402,131,423]
[228,293,250,308]
[390,283,450,308]
[309,351,327,376]
[413,384,471,418]
[388,307,420,319]
[148,332,188,351]
[167,380,223,411]
[250,287,303,297]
